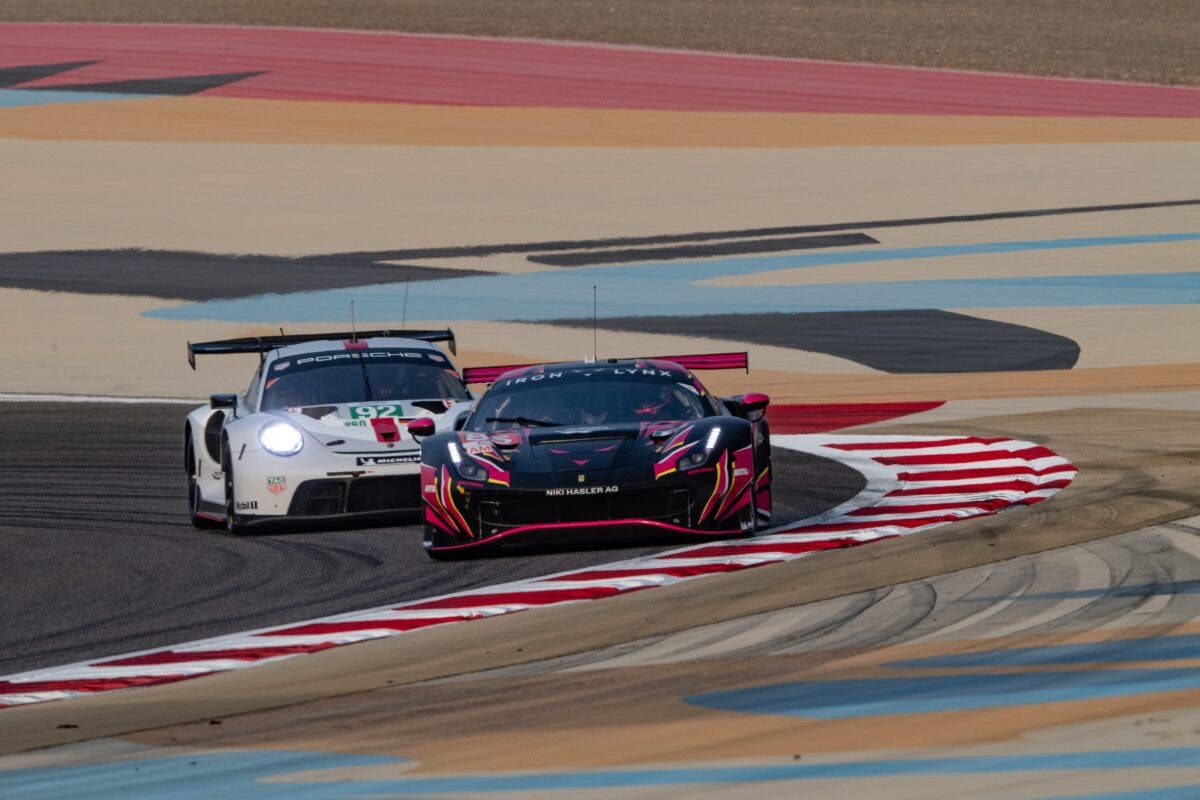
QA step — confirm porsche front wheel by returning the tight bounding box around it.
[221,439,249,535]
[186,435,221,530]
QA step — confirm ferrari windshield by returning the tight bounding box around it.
[467,368,717,431]
[261,350,470,410]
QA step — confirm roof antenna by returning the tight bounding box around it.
[350,300,357,342]
[401,277,411,331]
[593,284,598,360]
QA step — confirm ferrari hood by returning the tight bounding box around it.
[458,420,702,481]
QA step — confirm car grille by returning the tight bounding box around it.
[288,476,420,516]
[480,487,691,528]
[346,476,421,513]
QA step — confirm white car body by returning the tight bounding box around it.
[184,331,471,532]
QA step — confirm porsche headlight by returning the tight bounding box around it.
[447,441,488,481]
[259,421,304,456]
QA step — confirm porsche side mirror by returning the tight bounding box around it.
[407,417,436,440]
[734,392,770,422]
[210,393,238,411]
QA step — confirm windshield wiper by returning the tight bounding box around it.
[485,416,561,428]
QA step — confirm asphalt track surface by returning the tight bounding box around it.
[0,250,486,301]
[0,401,864,675]
[548,310,1082,373]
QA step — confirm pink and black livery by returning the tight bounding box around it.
[410,352,771,558]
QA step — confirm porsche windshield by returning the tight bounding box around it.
[467,369,717,431]
[261,350,470,410]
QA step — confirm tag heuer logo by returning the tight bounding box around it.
[577,474,586,483]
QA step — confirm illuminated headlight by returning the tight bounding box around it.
[447,441,488,481]
[684,428,722,467]
[259,421,304,456]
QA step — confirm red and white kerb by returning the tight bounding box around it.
[0,435,1075,709]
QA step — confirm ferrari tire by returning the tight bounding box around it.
[221,439,250,535]
[424,524,470,560]
[738,483,759,534]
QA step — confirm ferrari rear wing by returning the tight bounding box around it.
[187,328,456,370]
[461,351,748,384]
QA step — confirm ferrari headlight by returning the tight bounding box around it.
[683,427,722,468]
[259,421,304,456]
[447,441,488,481]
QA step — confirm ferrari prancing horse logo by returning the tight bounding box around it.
[577,473,586,483]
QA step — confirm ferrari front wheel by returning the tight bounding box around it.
[424,524,470,560]
[737,485,759,534]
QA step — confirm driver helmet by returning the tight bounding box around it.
[579,391,610,426]
[630,383,676,418]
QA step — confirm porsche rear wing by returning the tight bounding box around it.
[187,328,456,369]
[461,351,748,384]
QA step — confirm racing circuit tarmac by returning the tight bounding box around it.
[0,400,863,675]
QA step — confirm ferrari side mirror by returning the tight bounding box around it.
[733,392,770,422]
[407,417,436,440]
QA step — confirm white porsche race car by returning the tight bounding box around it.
[184,329,471,533]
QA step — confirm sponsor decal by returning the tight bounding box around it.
[465,441,498,458]
[266,476,287,495]
[236,500,258,511]
[498,368,675,389]
[424,484,437,493]
[733,467,750,477]
[272,361,291,371]
[356,454,421,466]
[294,351,428,366]
[546,485,619,497]
[489,431,520,448]
[344,419,369,428]
[577,473,586,483]
[349,404,403,420]
[499,371,564,386]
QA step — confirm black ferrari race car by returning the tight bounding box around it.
[409,352,771,558]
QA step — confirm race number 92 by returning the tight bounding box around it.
[349,404,399,419]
